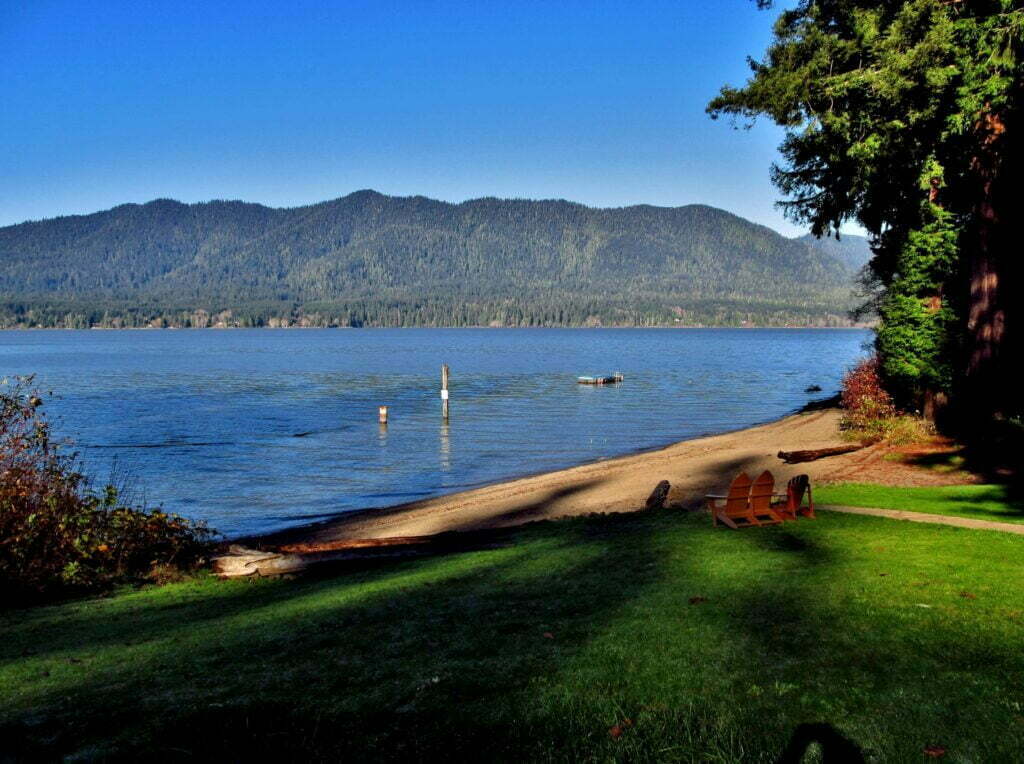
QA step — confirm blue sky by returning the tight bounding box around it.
[1,0,821,235]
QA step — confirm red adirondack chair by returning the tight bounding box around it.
[773,474,815,520]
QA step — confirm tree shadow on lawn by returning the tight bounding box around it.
[0,480,609,662]
[943,485,1024,520]
[0,519,759,760]
[0,488,682,760]
[4,460,1024,761]
[677,516,1024,761]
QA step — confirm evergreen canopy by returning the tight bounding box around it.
[709,0,1023,421]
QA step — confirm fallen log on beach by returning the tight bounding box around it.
[211,531,514,578]
[211,547,310,578]
[777,444,864,464]
[211,544,439,578]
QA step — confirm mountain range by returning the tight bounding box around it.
[795,232,871,273]
[0,190,871,328]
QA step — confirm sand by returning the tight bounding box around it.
[258,407,884,547]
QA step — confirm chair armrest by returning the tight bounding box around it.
[705,493,728,512]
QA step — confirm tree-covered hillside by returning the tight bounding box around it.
[795,233,872,273]
[0,191,860,328]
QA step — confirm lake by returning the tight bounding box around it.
[0,328,869,536]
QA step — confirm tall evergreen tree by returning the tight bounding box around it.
[709,0,1023,423]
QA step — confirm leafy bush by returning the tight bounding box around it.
[841,358,896,429]
[873,414,934,447]
[839,357,931,445]
[1,377,215,604]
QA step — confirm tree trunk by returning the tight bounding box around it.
[962,108,1015,424]
[923,389,948,423]
[965,247,1005,410]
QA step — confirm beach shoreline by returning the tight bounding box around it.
[250,406,871,549]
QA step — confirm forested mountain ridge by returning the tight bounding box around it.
[794,232,873,273]
[0,190,862,328]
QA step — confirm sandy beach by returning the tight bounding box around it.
[257,407,912,548]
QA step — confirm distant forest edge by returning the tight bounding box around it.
[0,190,872,328]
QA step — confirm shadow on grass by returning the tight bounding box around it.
[11,457,1022,760]
[3,512,746,760]
[944,485,1024,520]
[0,489,676,760]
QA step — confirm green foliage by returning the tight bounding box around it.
[1,377,215,604]
[876,205,960,404]
[710,0,1024,418]
[0,192,860,328]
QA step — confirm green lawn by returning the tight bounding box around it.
[3,510,1024,761]
[816,482,1024,524]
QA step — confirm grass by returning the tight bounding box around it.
[4,509,1024,761]
[816,482,1024,524]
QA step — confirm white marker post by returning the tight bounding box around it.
[441,364,450,420]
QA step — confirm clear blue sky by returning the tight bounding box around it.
[1,0,823,235]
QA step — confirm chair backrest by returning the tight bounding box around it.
[787,474,810,510]
[724,472,752,516]
[749,470,775,512]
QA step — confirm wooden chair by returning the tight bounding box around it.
[707,472,759,529]
[749,470,785,525]
[773,474,815,520]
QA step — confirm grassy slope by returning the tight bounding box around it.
[3,510,1024,761]
[816,483,1024,524]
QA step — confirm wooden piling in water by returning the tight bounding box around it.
[441,364,450,420]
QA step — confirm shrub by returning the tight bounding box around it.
[838,356,928,445]
[875,414,934,447]
[840,357,897,432]
[1,377,215,604]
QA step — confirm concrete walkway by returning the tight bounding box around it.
[820,504,1024,535]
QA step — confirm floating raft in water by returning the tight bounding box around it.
[577,373,624,385]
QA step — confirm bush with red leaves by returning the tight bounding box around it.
[2,376,215,604]
[840,357,899,438]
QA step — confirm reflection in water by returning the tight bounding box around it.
[439,423,451,472]
[378,422,388,447]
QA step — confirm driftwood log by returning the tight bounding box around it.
[645,480,671,510]
[211,546,310,578]
[211,532,511,578]
[777,444,864,464]
[211,545,435,578]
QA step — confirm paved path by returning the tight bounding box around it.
[820,504,1024,535]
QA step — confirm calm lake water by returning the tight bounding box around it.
[0,328,869,536]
